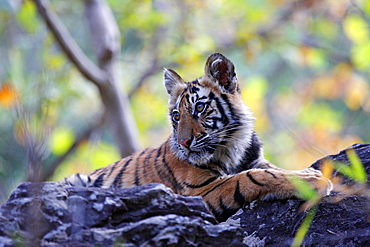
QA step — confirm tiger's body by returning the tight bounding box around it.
[65,53,332,221]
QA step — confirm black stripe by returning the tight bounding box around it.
[204,109,215,118]
[202,177,233,198]
[184,176,218,189]
[220,94,240,122]
[234,181,246,206]
[214,97,229,125]
[190,79,200,85]
[90,167,104,176]
[179,88,188,99]
[156,146,162,160]
[202,122,213,130]
[190,86,200,93]
[134,149,147,186]
[93,173,105,187]
[265,170,277,179]
[218,197,240,222]
[219,94,243,140]
[112,158,132,188]
[143,148,156,181]
[153,146,168,183]
[237,132,263,172]
[185,94,191,104]
[219,197,229,212]
[204,145,216,154]
[208,92,215,100]
[193,164,223,177]
[209,116,223,130]
[107,161,120,177]
[210,160,229,174]
[246,171,265,186]
[161,145,183,191]
[206,202,219,220]
[75,173,87,187]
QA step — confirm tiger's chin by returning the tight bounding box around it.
[186,152,214,167]
[175,147,214,167]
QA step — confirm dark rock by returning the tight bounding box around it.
[311,143,370,185]
[230,194,370,246]
[0,182,244,246]
[231,143,370,246]
[0,143,369,246]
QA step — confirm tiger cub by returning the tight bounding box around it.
[65,53,332,221]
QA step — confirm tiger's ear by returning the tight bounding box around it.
[204,53,238,93]
[164,68,187,98]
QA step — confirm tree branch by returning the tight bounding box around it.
[33,0,140,157]
[32,0,107,88]
[84,0,120,68]
[83,0,140,156]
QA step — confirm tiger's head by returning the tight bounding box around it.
[164,53,255,173]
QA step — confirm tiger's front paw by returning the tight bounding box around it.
[291,168,333,198]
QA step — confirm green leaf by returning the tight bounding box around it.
[291,206,318,247]
[346,149,367,183]
[334,149,367,183]
[343,15,369,44]
[16,0,38,33]
[365,1,370,17]
[289,175,317,201]
[351,42,370,71]
[49,127,75,156]
[334,162,355,179]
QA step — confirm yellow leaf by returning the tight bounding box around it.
[351,42,370,70]
[343,15,369,44]
[321,159,334,180]
[17,0,37,33]
[49,127,75,156]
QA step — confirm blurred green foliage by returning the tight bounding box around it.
[335,148,367,184]
[291,205,318,247]
[0,0,369,203]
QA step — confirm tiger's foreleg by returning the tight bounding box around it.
[194,168,332,221]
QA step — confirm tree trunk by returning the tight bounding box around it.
[33,0,140,158]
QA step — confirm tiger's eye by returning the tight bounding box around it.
[195,103,205,113]
[172,111,180,121]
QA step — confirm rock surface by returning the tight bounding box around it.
[0,143,369,246]
[0,183,244,246]
[233,143,370,246]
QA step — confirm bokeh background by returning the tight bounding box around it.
[0,0,369,203]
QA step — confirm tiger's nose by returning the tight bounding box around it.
[178,138,192,148]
